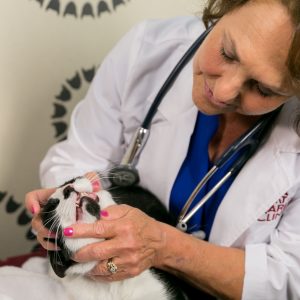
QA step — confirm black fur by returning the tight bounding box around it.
[63,185,76,199]
[41,197,75,278]
[109,186,177,225]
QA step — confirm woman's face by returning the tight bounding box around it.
[193,0,295,116]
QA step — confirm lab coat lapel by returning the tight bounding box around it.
[141,106,198,201]
[209,141,288,246]
[137,61,199,205]
[209,99,300,246]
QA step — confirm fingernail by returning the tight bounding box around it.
[31,206,36,215]
[100,210,109,217]
[63,227,74,236]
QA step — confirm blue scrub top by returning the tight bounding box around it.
[169,112,241,240]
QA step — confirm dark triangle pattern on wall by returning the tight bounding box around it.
[0,191,35,245]
[52,66,96,140]
[31,0,131,19]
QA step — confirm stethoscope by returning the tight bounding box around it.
[107,26,282,233]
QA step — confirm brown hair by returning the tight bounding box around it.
[202,0,300,132]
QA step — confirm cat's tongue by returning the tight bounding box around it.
[76,205,83,222]
[75,192,99,221]
[75,195,82,221]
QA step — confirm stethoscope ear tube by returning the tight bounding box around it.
[177,171,233,230]
[215,107,282,170]
[141,26,214,129]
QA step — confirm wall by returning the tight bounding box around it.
[0,0,204,259]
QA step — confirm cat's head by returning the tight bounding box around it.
[40,172,115,278]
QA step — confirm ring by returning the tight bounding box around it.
[107,258,118,274]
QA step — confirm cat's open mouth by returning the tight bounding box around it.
[75,193,100,222]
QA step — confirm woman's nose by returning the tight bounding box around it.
[212,73,243,103]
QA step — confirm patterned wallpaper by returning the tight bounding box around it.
[33,0,129,18]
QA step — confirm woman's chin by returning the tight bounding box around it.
[193,97,231,115]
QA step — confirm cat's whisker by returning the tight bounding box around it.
[42,215,58,228]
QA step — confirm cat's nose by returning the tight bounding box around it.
[63,185,75,199]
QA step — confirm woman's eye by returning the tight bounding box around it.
[256,84,274,98]
[220,47,235,62]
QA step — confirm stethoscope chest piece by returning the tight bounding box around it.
[109,165,140,187]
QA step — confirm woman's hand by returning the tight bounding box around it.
[64,204,167,281]
[25,188,58,251]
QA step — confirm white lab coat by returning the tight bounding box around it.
[40,16,300,300]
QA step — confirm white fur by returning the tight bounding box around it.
[49,183,170,300]
[57,270,169,300]
[73,177,93,193]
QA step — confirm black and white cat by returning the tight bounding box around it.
[40,172,188,300]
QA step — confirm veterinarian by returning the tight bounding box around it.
[26,0,300,299]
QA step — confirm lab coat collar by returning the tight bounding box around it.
[156,59,195,121]
[209,98,300,246]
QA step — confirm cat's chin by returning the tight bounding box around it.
[61,237,103,276]
[65,261,98,276]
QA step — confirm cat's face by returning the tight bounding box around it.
[44,184,100,229]
[40,173,115,277]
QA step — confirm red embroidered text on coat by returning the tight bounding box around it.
[258,192,289,222]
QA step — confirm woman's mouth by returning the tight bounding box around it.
[204,80,232,109]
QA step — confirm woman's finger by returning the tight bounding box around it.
[99,204,132,220]
[36,235,61,251]
[31,215,47,234]
[73,238,120,262]
[32,214,60,250]
[89,257,124,277]
[88,255,149,282]
[63,205,131,239]
[63,220,116,240]
[25,187,56,215]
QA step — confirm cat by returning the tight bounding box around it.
[40,172,188,300]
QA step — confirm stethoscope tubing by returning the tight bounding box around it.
[141,26,213,129]
[177,171,232,232]
[176,107,282,231]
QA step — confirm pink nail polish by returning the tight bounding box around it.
[100,210,109,217]
[63,227,74,236]
[31,206,36,215]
